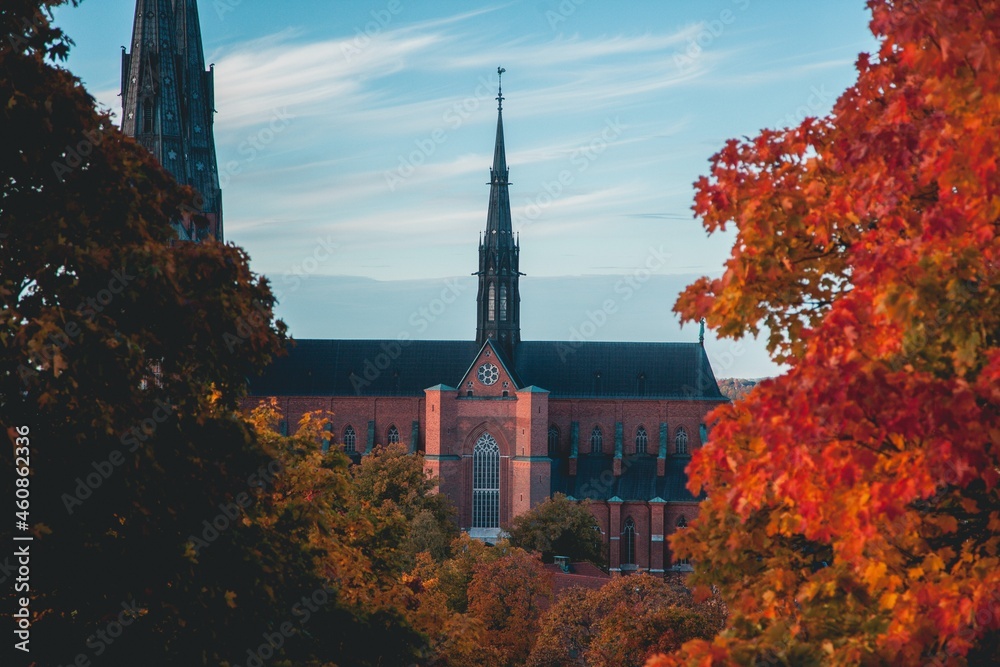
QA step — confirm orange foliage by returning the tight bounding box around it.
[656,1,1000,665]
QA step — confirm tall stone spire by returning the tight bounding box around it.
[475,67,521,360]
[121,0,222,242]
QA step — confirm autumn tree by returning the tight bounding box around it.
[467,547,554,666]
[652,0,1000,665]
[507,492,607,567]
[351,442,459,571]
[529,574,726,667]
[0,2,418,664]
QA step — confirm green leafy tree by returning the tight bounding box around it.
[350,442,459,572]
[507,493,606,567]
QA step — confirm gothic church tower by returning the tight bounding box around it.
[121,0,223,242]
[475,68,521,360]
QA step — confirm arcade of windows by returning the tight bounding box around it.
[487,282,509,323]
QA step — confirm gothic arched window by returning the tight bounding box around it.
[635,426,649,455]
[675,427,689,455]
[590,426,603,454]
[472,433,500,529]
[488,283,496,322]
[675,515,690,566]
[548,426,560,456]
[387,425,400,445]
[621,517,636,566]
[343,426,357,454]
[499,284,508,321]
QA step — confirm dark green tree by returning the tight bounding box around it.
[507,493,606,567]
[0,3,422,664]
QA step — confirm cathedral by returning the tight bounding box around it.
[122,2,728,574]
[121,0,223,242]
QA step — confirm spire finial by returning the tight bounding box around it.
[699,318,706,344]
[497,66,505,111]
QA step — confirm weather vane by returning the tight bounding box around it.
[497,66,506,111]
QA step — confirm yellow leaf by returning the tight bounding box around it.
[225,590,237,609]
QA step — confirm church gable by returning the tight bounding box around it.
[457,340,519,398]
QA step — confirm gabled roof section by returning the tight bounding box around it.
[457,339,521,396]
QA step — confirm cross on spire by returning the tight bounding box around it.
[497,66,505,111]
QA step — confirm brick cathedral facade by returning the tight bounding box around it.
[246,71,728,575]
[119,0,727,573]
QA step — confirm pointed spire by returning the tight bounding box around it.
[122,0,222,241]
[476,68,520,359]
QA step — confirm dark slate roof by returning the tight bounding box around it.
[514,341,724,400]
[248,339,726,400]
[551,455,702,503]
[248,340,481,397]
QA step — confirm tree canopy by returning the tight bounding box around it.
[507,492,606,567]
[655,0,1000,664]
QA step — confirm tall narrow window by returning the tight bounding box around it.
[548,426,560,456]
[621,517,636,566]
[472,433,500,529]
[499,284,508,321]
[635,426,649,455]
[675,516,690,566]
[637,373,647,396]
[488,283,496,322]
[343,426,357,454]
[675,427,689,455]
[387,425,400,445]
[142,98,154,133]
[590,426,603,454]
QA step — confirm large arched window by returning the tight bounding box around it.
[590,426,603,454]
[621,517,636,566]
[548,426,560,456]
[675,427,689,455]
[472,433,500,529]
[635,426,649,455]
[387,425,400,445]
[499,284,508,321]
[488,283,496,322]
[343,426,357,454]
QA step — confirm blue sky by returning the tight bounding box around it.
[53,0,877,378]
